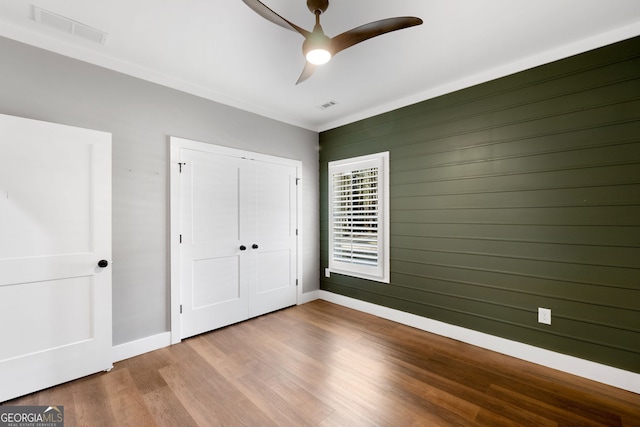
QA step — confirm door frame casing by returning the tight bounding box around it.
[169,136,302,345]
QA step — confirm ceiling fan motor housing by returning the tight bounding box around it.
[303,31,332,54]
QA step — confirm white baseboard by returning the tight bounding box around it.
[298,290,320,304]
[112,332,172,363]
[319,290,640,394]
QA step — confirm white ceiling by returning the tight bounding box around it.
[1,0,640,132]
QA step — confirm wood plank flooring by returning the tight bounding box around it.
[3,300,639,426]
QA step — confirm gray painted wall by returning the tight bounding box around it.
[0,36,320,346]
[319,36,640,373]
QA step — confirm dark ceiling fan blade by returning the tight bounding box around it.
[330,16,423,55]
[241,0,310,37]
[295,61,317,85]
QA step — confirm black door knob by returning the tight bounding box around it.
[252,244,259,249]
[98,260,109,268]
[239,245,247,251]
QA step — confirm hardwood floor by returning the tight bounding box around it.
[4,300,639,426]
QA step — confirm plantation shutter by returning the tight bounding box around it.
[332,167,379,266]
[328,152,389,283]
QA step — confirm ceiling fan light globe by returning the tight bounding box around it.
[306,48,332,65]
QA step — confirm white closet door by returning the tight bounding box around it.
[179,149,249,338]
[0,113,112,402]
[248,160,298,317]
[178,145,298,339]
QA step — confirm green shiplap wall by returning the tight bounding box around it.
[319,36,640,373]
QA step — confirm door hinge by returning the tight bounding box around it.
[296,279,299,287]
[178,162,186,173]
[296,229,298,236]
[296,178,300,185]
[180,304,183,314]
[180,234,183,244]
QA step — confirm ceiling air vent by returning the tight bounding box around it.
[317,100,339,110]
[32,6,108,45]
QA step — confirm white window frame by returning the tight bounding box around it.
[328,152,390,283]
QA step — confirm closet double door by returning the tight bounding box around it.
[179,146,298,339]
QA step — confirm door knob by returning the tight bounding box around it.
[252,244,259,249]
[239,245,247,251]
[98,260,109,268]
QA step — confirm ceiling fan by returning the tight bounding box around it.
[241,0,423,84]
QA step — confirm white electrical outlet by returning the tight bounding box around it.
[325,268,331,278]
[538,307,551,325]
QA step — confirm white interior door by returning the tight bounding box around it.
[179,149,249,338]
[176,142,298,339]
[248,160,297,317]
[0,113,112,403]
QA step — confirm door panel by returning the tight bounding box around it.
[0,113,112,403]
[192,257,240,307]
[0,135,92,258]
[0,277,92,361]
[191,159,240,244]
[255,250,291,294]
[254,162,296,245]
[180,149,248,338]
[249,161,297,317]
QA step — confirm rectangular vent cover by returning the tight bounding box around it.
[317,100,339,110]
[33,6,108,45]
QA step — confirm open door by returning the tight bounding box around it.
[0,113,112,402]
